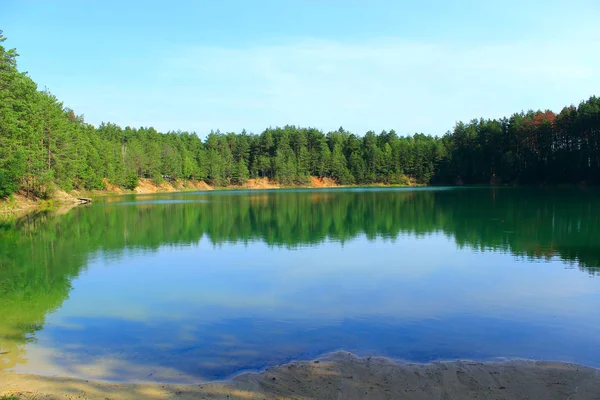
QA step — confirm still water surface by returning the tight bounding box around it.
[1,187,599,382]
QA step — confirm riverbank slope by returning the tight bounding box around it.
[2,176,419,213]
[0,190,87,214]
[1,352,599,400]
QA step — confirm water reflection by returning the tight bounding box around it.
[1,187,599,381]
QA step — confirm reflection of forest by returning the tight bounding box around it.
[1,188,599,369]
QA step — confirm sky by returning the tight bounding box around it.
[1,0,600,138]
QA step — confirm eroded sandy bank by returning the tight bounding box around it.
[1,352,599,399]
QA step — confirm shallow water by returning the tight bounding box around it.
[1,187,599,382]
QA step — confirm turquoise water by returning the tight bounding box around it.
[1,187,599,382]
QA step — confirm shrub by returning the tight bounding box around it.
[123,172,139,190]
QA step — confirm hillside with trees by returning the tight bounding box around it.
[1,31,599,199]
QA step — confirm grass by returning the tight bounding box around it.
[1,395,20,400]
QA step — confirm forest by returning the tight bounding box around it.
[1,31,600,199]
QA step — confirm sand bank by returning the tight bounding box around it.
[1,352,599,399]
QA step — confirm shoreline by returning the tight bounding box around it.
[1,352,599,399]
[0,177,420,215]
[1,180,595,216]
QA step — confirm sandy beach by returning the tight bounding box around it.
[1,352,599,399]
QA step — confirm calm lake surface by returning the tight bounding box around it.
[1,187,600,382]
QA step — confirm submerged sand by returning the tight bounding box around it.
[1,352,599,399]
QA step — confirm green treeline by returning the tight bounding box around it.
[2,32,600,199]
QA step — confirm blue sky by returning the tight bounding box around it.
[2,0,599,137]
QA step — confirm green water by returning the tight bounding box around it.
[0,187,599,382]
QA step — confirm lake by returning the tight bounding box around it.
[1,187,599,383]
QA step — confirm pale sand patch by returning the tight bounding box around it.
[1,352,599,399]
[243,178,280,189]
[310,177,338,188]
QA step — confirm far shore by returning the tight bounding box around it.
[0,177,422,215]
[1,177,594,216]
[1,352,599,400]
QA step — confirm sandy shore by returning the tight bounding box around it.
[1,352,599,399]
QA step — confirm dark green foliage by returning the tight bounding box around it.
[434,103,600,185]
[0,171,19,198]
[0,150,24,197]
[123,172,139,190]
